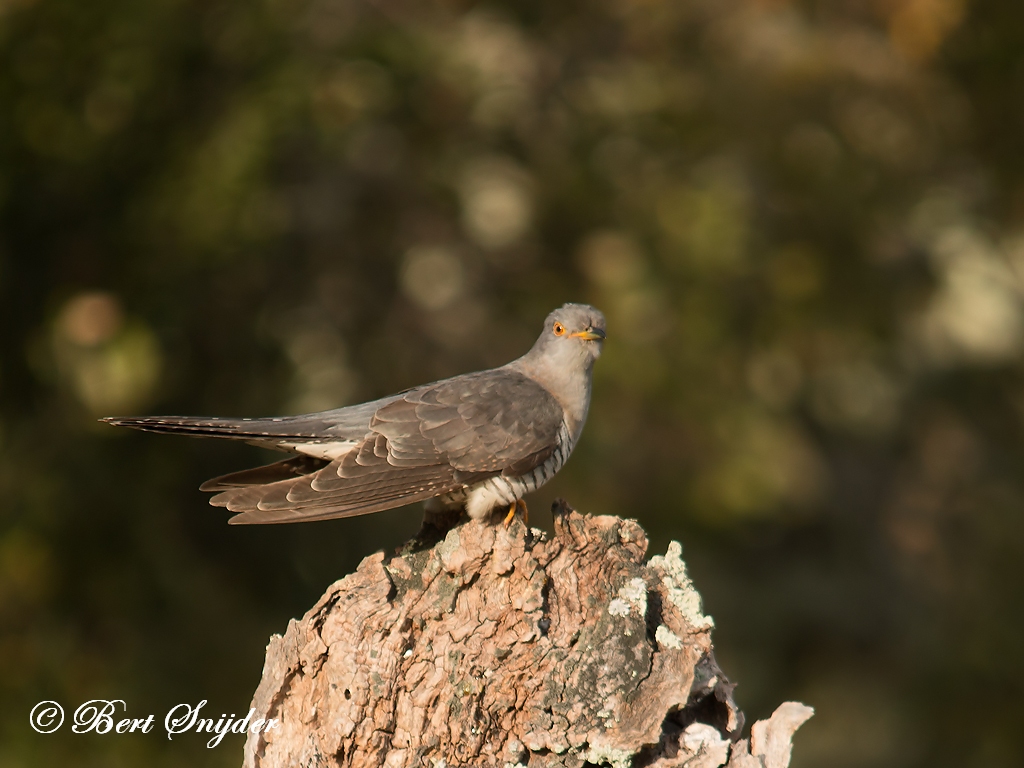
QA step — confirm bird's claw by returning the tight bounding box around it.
[503,499,529,528]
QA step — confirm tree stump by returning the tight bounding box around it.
[241,502,812,768]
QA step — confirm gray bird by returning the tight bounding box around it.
[102,304,606,525]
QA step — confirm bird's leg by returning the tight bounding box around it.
[503,498,529,528]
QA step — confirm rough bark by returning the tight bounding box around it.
[241,501,813,768]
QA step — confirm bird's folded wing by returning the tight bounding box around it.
[199,456,331,491]
[217,369,565,524]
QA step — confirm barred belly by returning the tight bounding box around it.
[463,421,574,520]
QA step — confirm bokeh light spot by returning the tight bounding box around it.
[400,246,466,311]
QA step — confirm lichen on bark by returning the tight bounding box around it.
[241,502,812,768]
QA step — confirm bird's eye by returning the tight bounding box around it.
[553,322,565,336]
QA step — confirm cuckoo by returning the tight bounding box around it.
[102,304,606,526]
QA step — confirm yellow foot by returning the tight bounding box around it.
[503,499,529,528]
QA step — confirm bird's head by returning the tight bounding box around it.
[529,303,606,369]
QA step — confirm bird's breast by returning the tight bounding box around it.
[464,421,574,519]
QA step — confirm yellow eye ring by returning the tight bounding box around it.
[553,322,566,336]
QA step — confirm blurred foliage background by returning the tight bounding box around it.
[1,0,1023,765]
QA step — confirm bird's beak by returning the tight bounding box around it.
[571,327,606,341]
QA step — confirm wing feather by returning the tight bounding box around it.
[199,456,331,491]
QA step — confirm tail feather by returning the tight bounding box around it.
[100,415,322,440]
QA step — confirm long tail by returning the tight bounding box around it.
[99,415,319,440]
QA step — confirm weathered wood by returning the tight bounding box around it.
[242,502,812,768]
